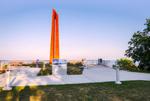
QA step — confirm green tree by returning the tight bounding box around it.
[125,19,150,71]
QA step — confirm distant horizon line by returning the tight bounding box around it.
[0,59,117,61]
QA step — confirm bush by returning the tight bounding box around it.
[67,62,84,75]
[3,64,8,69]
[22,62,51,68]
[22,63,36,67]
[37,62,84,75]
[67,62,83,67]
[37,63,52,76]
[67,66,83,75]
[37,65,83,75]
[115,58,139,72]
[37,67,52,76]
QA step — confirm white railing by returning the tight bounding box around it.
[85,60,116,68]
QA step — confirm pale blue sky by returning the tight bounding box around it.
[0,0,149,60]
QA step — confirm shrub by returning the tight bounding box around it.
[37,62,84,75]
[67,66,83,75]
[37,67,52,76]
[67,62,83,67]
[3,64,8,69]
[67,62,84,75]
[115,58,139,72]
[22,63,36,67]
[22,62,51,68]
[37,62,52,76]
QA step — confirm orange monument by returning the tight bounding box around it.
[50,9,60,64]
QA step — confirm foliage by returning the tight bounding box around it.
[67,62,83,75]
[67,62,83,67]
[22,62,51,68]
[0,81,150,101]
[67,66,83,75]
[0,64,7,74]
[37,64,52,76]
[37,62,83,75]
[125,19,150,71]
[22,62,37,68]
[114,58,139,72]
[37,67,52,76]
[3,64,8,69]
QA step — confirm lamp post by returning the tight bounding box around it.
[113,62,122,85]
[115,67,122,84]
[3,63,12,90]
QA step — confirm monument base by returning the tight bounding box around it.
[52,59,67,76]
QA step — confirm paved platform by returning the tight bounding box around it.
[0,66,150,87]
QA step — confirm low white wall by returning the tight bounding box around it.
[10,66,41,77]
[86,60,116,68]
[102,60,116,68]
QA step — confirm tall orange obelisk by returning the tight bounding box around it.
[50,9,59,64]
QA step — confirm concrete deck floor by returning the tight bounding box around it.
[0,66,150,87]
